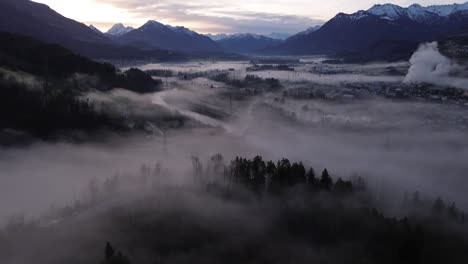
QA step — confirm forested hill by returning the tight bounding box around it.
[0,32,161,92]
[0,32,117,78]
[0,32,165,140]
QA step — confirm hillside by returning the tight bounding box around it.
[117,20,222,53]
[0,32,165,139]
[0,0,181,60]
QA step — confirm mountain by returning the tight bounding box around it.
[0,0,179,60]
[206,34,230,41]
[266,2,468,58]
[294,25,322,37]
[106,23,134,37]
[367,3,468,22]
[89,24,102,34]
[207,32,293,41]
[264,32,293,40]
[117,20,222,53]
[216,34,282,54]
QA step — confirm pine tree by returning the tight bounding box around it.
[306,167,316,186]
[105,242,115,260]
[320,169,333,191]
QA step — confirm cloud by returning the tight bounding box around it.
[97,0,324,34]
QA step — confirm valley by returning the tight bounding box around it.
[1,1,468,264]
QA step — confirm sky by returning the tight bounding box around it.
[34,0,468,34]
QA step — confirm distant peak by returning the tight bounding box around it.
[88,24,102,34]
[107,23,134,36]
[367,2,468,21]
[144,20,164,27]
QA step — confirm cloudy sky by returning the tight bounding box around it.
[35,0,468,34]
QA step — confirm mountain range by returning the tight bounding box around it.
[215,34,283,54]
[1,0,468,61]
[265,2,468,58]
[0,0,181,60]
[114,20,222,53]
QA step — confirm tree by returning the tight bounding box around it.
[320,169,333,191]
[103,242,130,264]
[105,242,115,260]
[334,178,353,194]
[448,202,459,220]
[432,197,445,214]
[276,158,292,186]
[250,156,266,193]
[306,167,316,186]
[290,162,306,185]
[412,191,421,207]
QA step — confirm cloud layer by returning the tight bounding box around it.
[35,0,468,34]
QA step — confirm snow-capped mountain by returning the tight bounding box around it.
[265,2,468,58]
[223,33,265,40]
[367,2,468,22]
[205,34,229,41]
[117,20,221,53]
[106,23,134,36]
[425,2,468,16]
[207,32,293,41]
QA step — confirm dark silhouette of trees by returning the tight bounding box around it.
[0,32,162,94]
[432,197,446,214]
[226,156,354,195]
[102,242,130,264]
[320,169,334,191]
[334,178,353,194]
[306,167,316,186]
[0,76,111,138]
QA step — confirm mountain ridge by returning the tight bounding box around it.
[116,20,222,53]
[264,2,468,58]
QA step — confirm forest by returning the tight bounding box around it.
[2,155,466,264]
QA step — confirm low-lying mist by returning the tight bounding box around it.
[2,54,468,263]
[2,86,468,221]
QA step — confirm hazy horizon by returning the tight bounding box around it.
[34,0,468,34]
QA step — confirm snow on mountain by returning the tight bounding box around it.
[367,2,468,22]
[223,33,266,40]
[296,25,322,36]
[425,2,468,16]
[106,23,134,36]
[206,34,229,40]
[207,32,292,41]
[140,21,199,37]
[118,20,221,52]
[367,4,406,19]
[167,25,197,36]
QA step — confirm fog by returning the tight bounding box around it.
[2,55,468,263]
[2,58,468,217]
